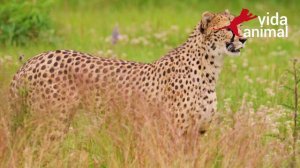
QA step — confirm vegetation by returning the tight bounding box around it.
[0,0,53,46]
[0,0,299,167]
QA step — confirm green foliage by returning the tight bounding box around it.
[0,0,53,46]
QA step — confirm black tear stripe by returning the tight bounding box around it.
[230,30,235,43]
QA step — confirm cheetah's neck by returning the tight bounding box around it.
[158,35,224,88]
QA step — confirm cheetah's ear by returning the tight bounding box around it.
[200,11,214,34]
[224,9,230,15]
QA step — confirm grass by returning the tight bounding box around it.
[0,0,300,167]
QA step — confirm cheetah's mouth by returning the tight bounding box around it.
[226,42,242,53]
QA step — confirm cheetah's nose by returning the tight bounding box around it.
[239,38,247,44]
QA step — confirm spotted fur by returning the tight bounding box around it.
[10,10,247,136]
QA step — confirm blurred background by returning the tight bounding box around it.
[1,0,300,167]
[1,0,299,109]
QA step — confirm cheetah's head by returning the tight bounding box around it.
[198,10,247,56]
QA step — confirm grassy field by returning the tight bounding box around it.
[0,0,300,167]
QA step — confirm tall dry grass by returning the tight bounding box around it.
[99,94,294,168]
[0,79,298,168]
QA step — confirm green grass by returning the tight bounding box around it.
[1,1,299,109]
[0,0,300,167]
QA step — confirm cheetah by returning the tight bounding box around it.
[10,10,247,136]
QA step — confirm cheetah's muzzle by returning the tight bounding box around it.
[226,42,242,53]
